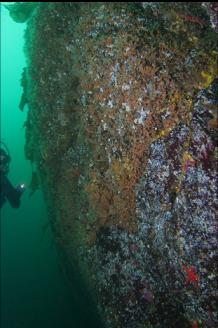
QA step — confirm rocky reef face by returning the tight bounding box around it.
[18,2,217,327]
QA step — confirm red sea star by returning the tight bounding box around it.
[191,321,199,328]
[183,265,199,287]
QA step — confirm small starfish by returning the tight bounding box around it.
[191,321,199,328]
[183,265,199,287]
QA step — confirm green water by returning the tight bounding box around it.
[0,5,94,328]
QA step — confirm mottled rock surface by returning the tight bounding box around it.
[21,3,217,327]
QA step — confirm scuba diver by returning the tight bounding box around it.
[0,141,25,209]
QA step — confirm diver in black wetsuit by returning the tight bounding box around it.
[0,142,25,209]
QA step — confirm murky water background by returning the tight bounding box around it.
[0,5,84,328]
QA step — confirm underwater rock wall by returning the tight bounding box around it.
[21,2,217,327]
